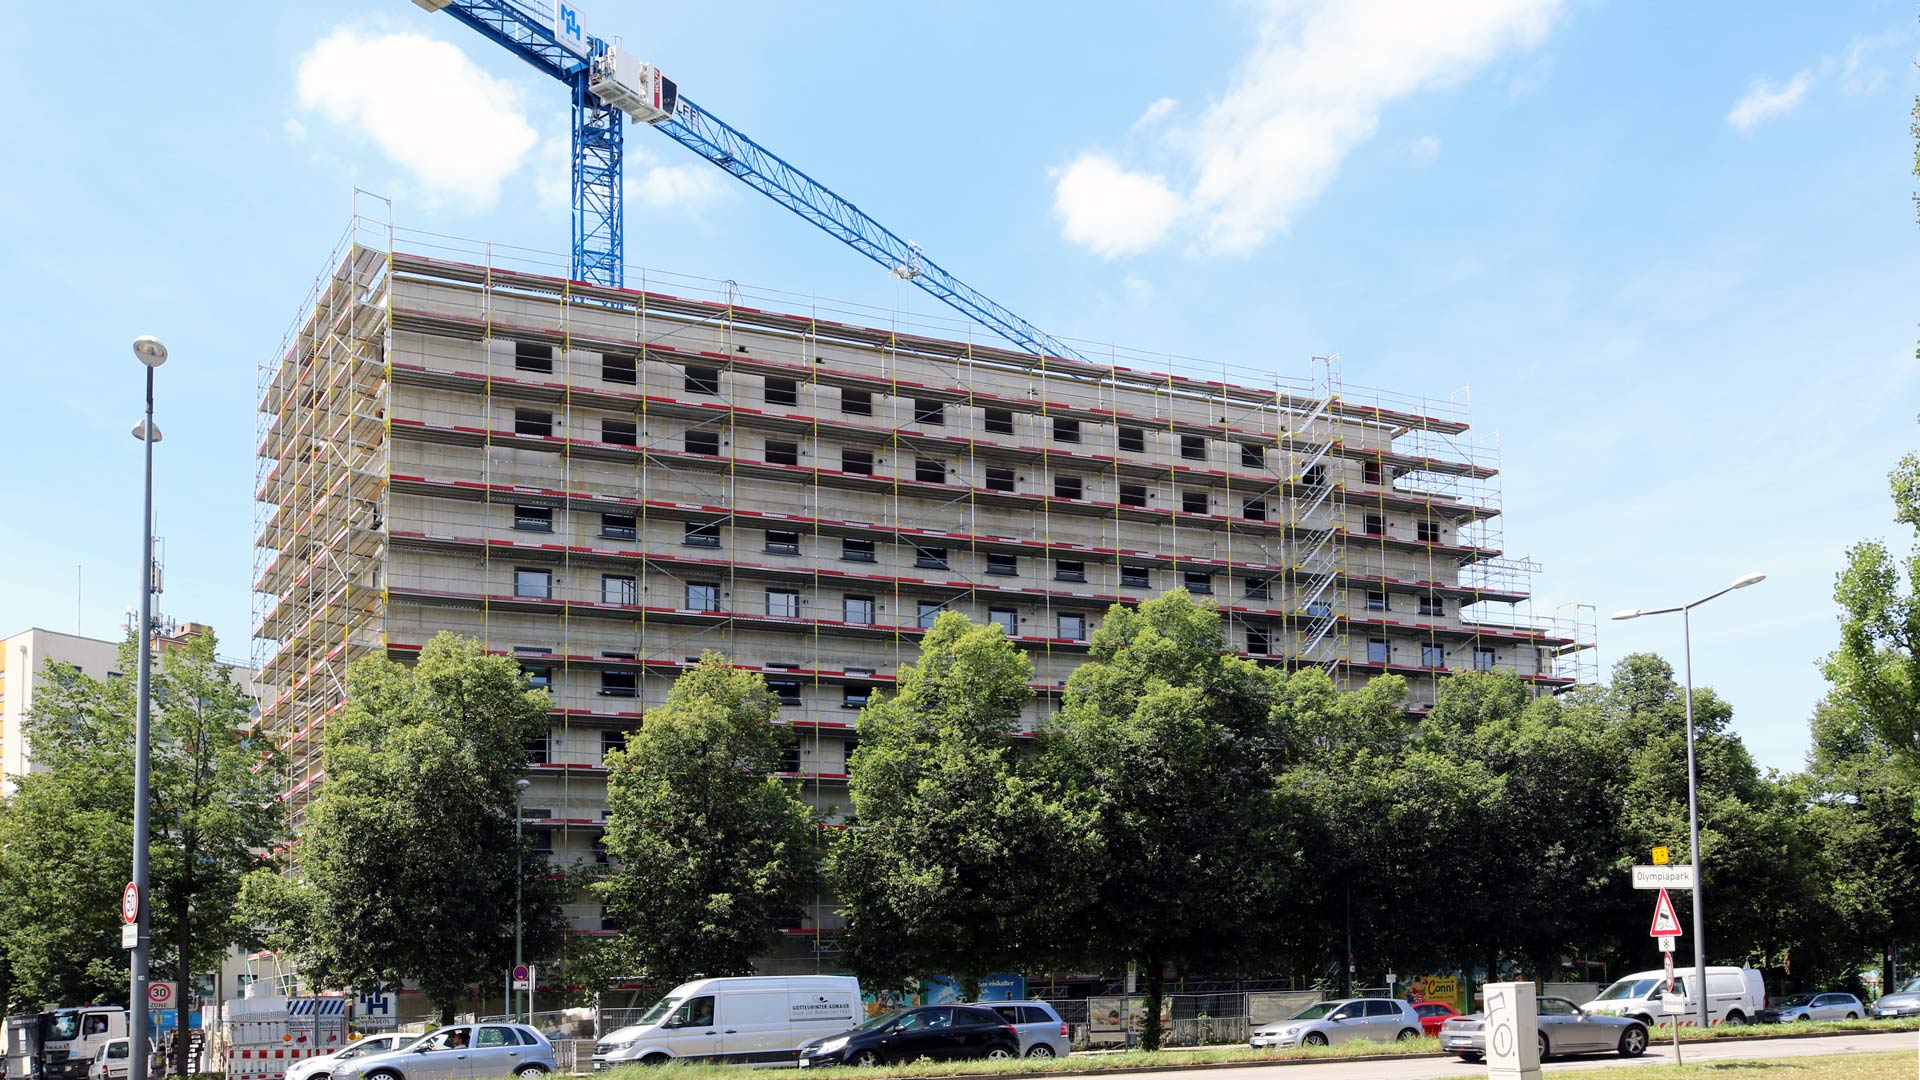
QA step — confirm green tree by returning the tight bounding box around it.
[831,612,1087,996]
[1043,592,1305,1050]
[1605,653,1781,973]
[248,632,562,1020]
[597,653,821,985]
[1805,692,1920,991]
[1825,440,1920,760]
[0,629,282,1050]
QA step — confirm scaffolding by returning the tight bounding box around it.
[254,212,1597,958]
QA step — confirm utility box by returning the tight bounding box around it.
[589,46,678,124]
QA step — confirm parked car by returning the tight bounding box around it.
[330,1023,554,1080]
[1874,977,1920,1019]
[593,976,862,1067]
[287,1033,414,1080]
[1439,996,1649,1062]
[1248,998,1423,1049]
[796,1006,1019,1067]
[1583,966,1766,1026]
[1757,993,1863,1023]
[1412,1002,1458,1036]
[85,1039,154,1080]
[986,1001,1070,1059]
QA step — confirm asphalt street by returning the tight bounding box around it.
[1160,1030,1919,1080]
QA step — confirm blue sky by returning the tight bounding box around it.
[2,2,1914,772]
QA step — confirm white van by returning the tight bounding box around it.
[1585,966,1766,1026]
[593,976,862,1067]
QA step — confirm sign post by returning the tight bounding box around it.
[1649,890,1683,1061]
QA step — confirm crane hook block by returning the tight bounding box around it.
[591,46,678,124]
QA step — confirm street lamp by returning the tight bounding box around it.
[515,777,529,1024]
[1613,571,1766,1029]
[129,335,167,1078]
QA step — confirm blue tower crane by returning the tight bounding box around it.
[411,0,1081,361]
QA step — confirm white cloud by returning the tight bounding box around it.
[1132,97,1178,131]
[282,117,307,141]
[1726,72,1811,132]
[296,28,539,208]
[1054,0,1560,258]
[1052,154,1183,258]
[629,162,727,210]
[1409,134,1442,165]
[1836,29,1908,95]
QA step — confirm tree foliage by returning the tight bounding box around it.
[0,629,281,1034]
[1043,592,1305,1050]
[241,632,562,1020]
[831,612,1087,996]
[1825,441,1920,761]
[598,653,821,985]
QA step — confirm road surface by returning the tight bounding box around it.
[1155,1030,1918,1080]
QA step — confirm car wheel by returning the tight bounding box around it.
[1303,1032,1328,1047]
[1846,1012,1860,1020]
[1619,1025,1648,1058]
[1024,1045,1056,1059]
[1456,1053,1482,1064]
[1796,1013,1811,1022]
[514,1068,548,1080]
[365,1071,403,1080]
[639,1054,670,1066]
[1537,1032,1550,1061]
[1396,1028,1421,1041]
[1724,1011,1747,1026]
[849,1049,881,1068]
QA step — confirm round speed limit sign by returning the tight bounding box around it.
[122,883,140,924]
[148,983,174,1007]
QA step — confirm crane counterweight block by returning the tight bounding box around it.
[590,46,678,125]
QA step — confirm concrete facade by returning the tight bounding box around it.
[255,241,1593,965]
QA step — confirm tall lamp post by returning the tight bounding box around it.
[515,777,529,1023]
[129,335,168,1078]
[1613,571,1766,1029]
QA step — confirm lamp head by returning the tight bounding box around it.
[133,336,168,368]
[516,778,530,790]
[131,420,162,443]
[1731,572,1767,590]
[1611,609,1641,621]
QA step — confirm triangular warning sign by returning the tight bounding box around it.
[1649,888,1683,937]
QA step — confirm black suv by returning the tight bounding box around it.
[797,1006,1020,1067]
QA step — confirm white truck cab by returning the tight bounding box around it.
[593,976,861,1067]
[1585,966,1765,1026]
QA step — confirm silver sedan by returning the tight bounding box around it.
[1438,996,1649,1062]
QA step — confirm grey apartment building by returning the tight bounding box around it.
[254,232,1594,963]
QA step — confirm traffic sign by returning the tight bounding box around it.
[1632,865,1697,890]
[122,883,140,924]
[148,981,178,1008]
[511,964,531,990]
[121,924,138,949]
[1657,935,1678,954]
[1663,953,1675,992]
[1651,846,1670,866]
[1649,889,1683,937]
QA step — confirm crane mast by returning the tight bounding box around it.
[410,0,1080,360]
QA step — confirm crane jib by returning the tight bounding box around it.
[413,0,1078,359]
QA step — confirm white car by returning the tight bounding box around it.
[1585,966,1766,1026]
[1249,999,1423,1048]
[594,975,861,1067]
[286,1033,413,1080]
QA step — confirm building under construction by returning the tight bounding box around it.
[253,218,1596,965]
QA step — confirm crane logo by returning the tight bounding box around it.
[553,1,588,57]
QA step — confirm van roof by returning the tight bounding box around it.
[670,976,859,995]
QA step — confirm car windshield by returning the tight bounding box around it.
[1899,978,1920,994]
[855,1010,904,1033]
[636,996,682,1026]
[1774,994,1815,1007]
[1596,978,1660,1001]
[50,1016,81,1041]
[1288,1003,1338,1021]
